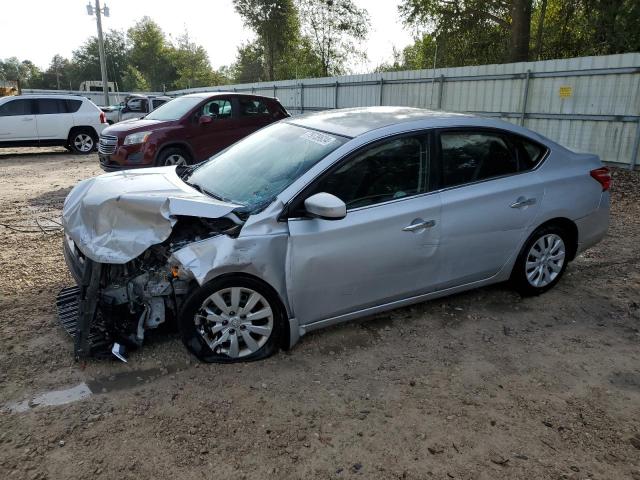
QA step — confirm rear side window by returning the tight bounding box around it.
[440,132,517,188]
[511,135,546,170]
[239,98,269,117]
[35,99,82,114]
[0,99,34,116]
[65,99,82,113]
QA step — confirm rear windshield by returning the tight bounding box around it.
[188,122,348,211]
[145,97,201,121]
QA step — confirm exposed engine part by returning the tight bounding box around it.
[58,213,245,360]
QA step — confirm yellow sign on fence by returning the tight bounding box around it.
[559,85,573,98]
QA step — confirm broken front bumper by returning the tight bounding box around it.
[55,285,110,357]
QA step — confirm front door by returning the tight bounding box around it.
[435,129,545,288]
[186,97,240,161]
[287,133,442,325]
[0,98,37,141]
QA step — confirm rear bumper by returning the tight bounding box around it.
[575,192,610,255]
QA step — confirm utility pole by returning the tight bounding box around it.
[87,1,110,106]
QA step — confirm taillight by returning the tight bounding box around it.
[590,167,611,191]
[100,112,107,124]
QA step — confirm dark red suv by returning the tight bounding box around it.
[98,92,289,171]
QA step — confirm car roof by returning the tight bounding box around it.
[287,107,476,138]
[3,94,88,101]
[180,92,276,101]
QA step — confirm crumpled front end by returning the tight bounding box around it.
[58,166,244,360]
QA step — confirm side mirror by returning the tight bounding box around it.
[304,193,346,220]
[199,115,213,125]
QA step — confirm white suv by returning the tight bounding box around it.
[0,94,108,153]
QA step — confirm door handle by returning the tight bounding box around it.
[402,219,436,232]
[510,197,536,209]
[22,117,33,122]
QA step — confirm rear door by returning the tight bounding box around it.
[35,98,75,140]
[185,97,240,161]
[0,98,37,141]
[435,129,546,288]
[236,96,275,137]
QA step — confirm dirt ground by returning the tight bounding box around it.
[0,148,638,480]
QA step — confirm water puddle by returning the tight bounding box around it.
[2,364,184,414]
[3,383,92,414]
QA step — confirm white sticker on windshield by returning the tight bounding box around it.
[301,130,336,146]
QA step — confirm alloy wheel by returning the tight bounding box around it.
[74,133,94,152]
[525,233,566,288]
[194,287,274,359]
[164,154,187,166]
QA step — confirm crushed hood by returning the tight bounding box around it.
[63,166,241,264]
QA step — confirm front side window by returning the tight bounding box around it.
[239,98,268,117]
[312,135,428,210]
[187,123,348,211]
[440,131,517,188]
[0,99,33,116]
[152,99,167,109]
[202,99,232,119]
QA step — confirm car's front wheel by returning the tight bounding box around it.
[68,129,96,154]
[511,225,570,296]
[179,276,284,363]
[156,147,190,167]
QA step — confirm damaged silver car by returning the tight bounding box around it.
[60,107,610,362]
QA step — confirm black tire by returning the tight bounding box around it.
[68,128,97,154]
[178,276,285,363]
[156,147,190,167]
[511,224,570,296]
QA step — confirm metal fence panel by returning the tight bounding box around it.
[27,54,638,167]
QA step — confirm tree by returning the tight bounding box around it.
[0,57,43,88]
[121,65,149,91]
[232,41,267,83]
[171,31,218,89]
[398,0,531,65]
[70,30,129,90]
[39,55,73,90]
[233,0,300,81]
[127,17,176,90]
[297,0,370,76]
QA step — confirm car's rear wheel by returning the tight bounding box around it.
[511,225,569,296]
[156,147,190,167]
[179,276,283,363]
[68,129,96,154]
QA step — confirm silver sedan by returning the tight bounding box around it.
[62,107,610,362]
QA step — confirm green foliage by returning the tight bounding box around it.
[233,0,301,81]
[395,0,640,70]
[297,0,370,76]
[127,17,176,91]
[121,65,149,91]
[0,57,43,87]
[70,30,129,90]
[171,31,217,89]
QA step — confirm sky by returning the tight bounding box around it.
[0,0,414,74]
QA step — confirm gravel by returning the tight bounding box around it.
[0,148,639,479]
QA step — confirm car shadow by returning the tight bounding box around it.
[28,187,73,210]
[0,149,70,159]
